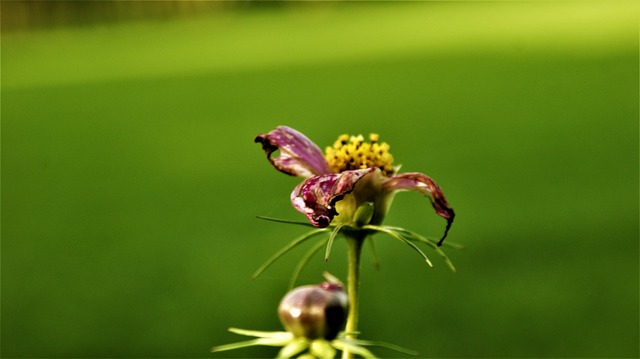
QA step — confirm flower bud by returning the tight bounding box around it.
[278,282,348,340]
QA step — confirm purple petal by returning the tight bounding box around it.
[255,126,331,178]
[383,172,455,246]
[290,168,376,227]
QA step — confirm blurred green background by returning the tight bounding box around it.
[2,1,638,358]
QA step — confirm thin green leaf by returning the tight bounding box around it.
[213,329,292,352]
[367,237,381,270]
[348,338,418,356]
[363,225,433,268]
[289,238,328,289]
[387,226,457,272]
[385,225,464,249]
[332,339,377,359]
[324,224,344,262]
[256,215,317,228]
[211,338,263,352]
[252,228,327,279]
[228,328,291,338]
[392,227,457,272]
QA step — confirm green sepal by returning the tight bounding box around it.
[212,328,293,353]
[289,238,328,289]
[324,224,345,262]
[211,338,263,353]
[309,339,337,358]
[332,339,377,359]
[385,225,465,250]
[363,225,434,268]
[252,228,328,280]
[228,327,291,338]
[348,338,419,356]
[367,237,381,269]
[277,338,309,358]
[386,226,459,272]
[256,215,318,228]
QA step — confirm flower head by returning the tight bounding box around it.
[255,126,455,245]
[324,133,396,176]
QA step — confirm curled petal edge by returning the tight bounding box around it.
[290,168,376,228]
[255,126,331,178]
[383,172,455,246]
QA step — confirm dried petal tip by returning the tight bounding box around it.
[438,208,455,246]
[383,172,455,245]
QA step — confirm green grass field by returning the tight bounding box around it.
[2,2,638,358]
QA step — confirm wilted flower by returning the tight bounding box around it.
[213,128,461,359]
[255,126,454,245]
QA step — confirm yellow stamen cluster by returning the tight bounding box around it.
[325,133,395,176]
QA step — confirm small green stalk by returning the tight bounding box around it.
[342,232,365,359]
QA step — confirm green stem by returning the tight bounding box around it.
[342,233,365,359]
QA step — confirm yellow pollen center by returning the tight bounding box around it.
[325,133,395,176]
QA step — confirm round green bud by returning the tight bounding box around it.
[278,282,348,340]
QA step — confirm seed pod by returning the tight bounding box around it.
[278,282,348,340]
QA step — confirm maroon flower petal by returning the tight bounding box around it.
[383,172,455,246]
[290,168,376,228]
[255,126,331,178]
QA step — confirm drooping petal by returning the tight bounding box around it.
[290,168,376,228]
[383,172,455,246]
[255,126,332,178]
